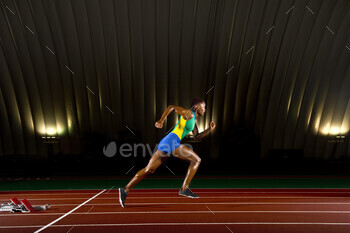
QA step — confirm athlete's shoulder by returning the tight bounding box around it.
[183,109,195,121]
[172,105,194,120]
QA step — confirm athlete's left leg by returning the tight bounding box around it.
[125,150,169,192]
[171,144,201,191]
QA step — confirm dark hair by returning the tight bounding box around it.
[191,98,205,109]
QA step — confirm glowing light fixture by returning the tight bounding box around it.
[38,123,65,136]
[320,123,348,135]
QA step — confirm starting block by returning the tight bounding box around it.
[21,199,35,212]
[0,198,50,213]
[11,197,21,205]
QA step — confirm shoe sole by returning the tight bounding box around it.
[118,188,125,208]
[179,193,200,199]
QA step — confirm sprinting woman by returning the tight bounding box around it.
[119,98,215,207]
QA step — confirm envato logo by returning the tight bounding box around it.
[103,141,193,158]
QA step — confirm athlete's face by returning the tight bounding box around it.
[196,102,206,116]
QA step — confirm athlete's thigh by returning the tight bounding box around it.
[171,145,201,163]
[145,149,169,170]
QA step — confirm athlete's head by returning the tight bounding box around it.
[191,98,206,116]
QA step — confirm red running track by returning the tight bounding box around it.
[1,189,350,233]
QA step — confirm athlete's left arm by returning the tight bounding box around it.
[192,120,215,140]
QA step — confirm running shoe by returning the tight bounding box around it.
[179,188,200,198]
[119,188,128,207]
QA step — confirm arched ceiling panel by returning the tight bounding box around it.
[0,0,348,159]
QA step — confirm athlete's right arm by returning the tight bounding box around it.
[155,105,191,128]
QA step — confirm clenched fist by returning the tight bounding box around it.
[155,120,163,129]
[210,121,216,130]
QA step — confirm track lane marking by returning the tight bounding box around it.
[33,189,106,233]
[3,210,350,217]
[23,202,350,208]
[3,222,350,229]
[1,196,349,201]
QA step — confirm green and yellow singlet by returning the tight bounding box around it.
[171,110,196,140]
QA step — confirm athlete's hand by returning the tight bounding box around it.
[155,120,163,129]
[210,121,216,130]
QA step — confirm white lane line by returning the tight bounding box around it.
[0,193,100,196]
[5,222,350,229]
[4,210,350,217]
[110,196,350,199]
[2,196,348,201]
[50,202,350,207]
[191,191,350,194]
[123,191,350,194]
[346,46,350,51]
[34,189,106,233]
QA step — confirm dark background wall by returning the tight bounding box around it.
[0,0,349,174]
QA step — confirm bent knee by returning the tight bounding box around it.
[144,167,156,174]
[135,167,155,178]
[192,157,201,164]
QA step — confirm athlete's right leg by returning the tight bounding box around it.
[171,145,201,192]
[124,150,169,193]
